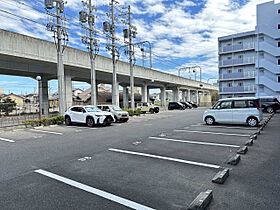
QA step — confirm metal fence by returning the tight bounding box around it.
[0,103,59,127]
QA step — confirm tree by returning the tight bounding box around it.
[0,97,16,116]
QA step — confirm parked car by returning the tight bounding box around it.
[259,96,280,113]
[187,101,198,108]
[97,105,129,122]
[180,101,192,109]
[64,105,115,127]
[136,102,160,113]
[203,97,262,127]
[168,102,185,110]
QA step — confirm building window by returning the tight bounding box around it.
[227,56,232,60]
[238,55,243,59]
[278,9,280,14]
[227,43,231,46]
[238,82,243,87]
[238,69,243,73]
[278,76,280,83]
[278,59,280,65]
[227,83,232,87]
[238,41,243,45]
[278,42,280,47]
[278,24,280,29]
[227,69,232,74]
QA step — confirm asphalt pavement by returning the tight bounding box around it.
[0,109,279,210]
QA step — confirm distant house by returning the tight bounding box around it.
[72,88,84,97]
[1,93,24,106]
[24,93,38,104]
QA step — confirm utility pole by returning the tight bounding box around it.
[127,5,135,110]
[119,5,138,110]
[110,0,118,106]
[45,0,68,115]
[103,0,119,106]
[79,0,99,106]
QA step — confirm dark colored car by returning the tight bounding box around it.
[180,101,192,109]
[168,102,185,110]
[259,97,280,113]
[187,101,198,108]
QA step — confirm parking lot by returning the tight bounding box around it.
[0,109,279,210]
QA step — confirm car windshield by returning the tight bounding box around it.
[85,106,102,112]
[112,106,122,111]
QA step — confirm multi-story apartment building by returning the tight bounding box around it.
[218,0,280,99]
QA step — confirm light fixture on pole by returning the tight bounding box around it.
[36,76,42,120]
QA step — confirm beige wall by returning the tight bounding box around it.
[2,94,24,106]
[0,87,3,95]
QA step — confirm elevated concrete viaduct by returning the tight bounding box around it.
[0,29,218,114]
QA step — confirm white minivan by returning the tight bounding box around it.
[203,97,262,127]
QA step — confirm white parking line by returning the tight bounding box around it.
[67,126,97,130]
[190,124,257,130]
[149,137,240,148]
[35,169,154,210]
[109,148,221,169]
[0,137,15,143]
[30,129,63,135]
[174,130,250,137]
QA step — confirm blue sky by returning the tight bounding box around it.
[0,0,272,94]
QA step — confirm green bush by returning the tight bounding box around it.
[23,116,64,127]
[122,109,141,117]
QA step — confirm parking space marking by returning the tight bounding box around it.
[149,137,240,148]
[35,169,155,210]
[30,129,63,135]
[174,130,250,137]
[190,124,257,130]
[0,137,15,143]
[109,148,221,169]
[66,126,97,130]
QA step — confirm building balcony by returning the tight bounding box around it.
[219,85,256,94]
[219,71,255,80]
[219,43,255,54]
[219,57,255,67]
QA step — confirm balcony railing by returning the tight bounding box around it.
[219,71,255,80]
[220,85,256,93]
[219,42,254,53]
[219,57,255,67]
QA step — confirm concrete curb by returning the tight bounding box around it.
[237,146,248,154]
[212,168,229,184]
[187,190,213,210]
[245,139,254,146]
[227,154,241,165]
[250,134,257,140]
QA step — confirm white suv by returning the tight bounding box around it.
[64,105,115,127]
[203,97,262,127]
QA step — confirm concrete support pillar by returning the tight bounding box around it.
[123,86,128,109]
[65,74,72,109]
[172,87,179,102]
[142,84,148,103]
[147,88,151,103]
[188,89,191,102]
[196,90,199,105]
[160,86,167,108]
[182,91,186,102]
[40,77,49,116]
[116,82,120,106]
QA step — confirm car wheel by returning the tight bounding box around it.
[266,107,274,114]
[247,117,258,127]
[65,116,71,126]
[154,108,159,113]
[86,117,95,127]
[149,108,154,114]
[205,116,215,125]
